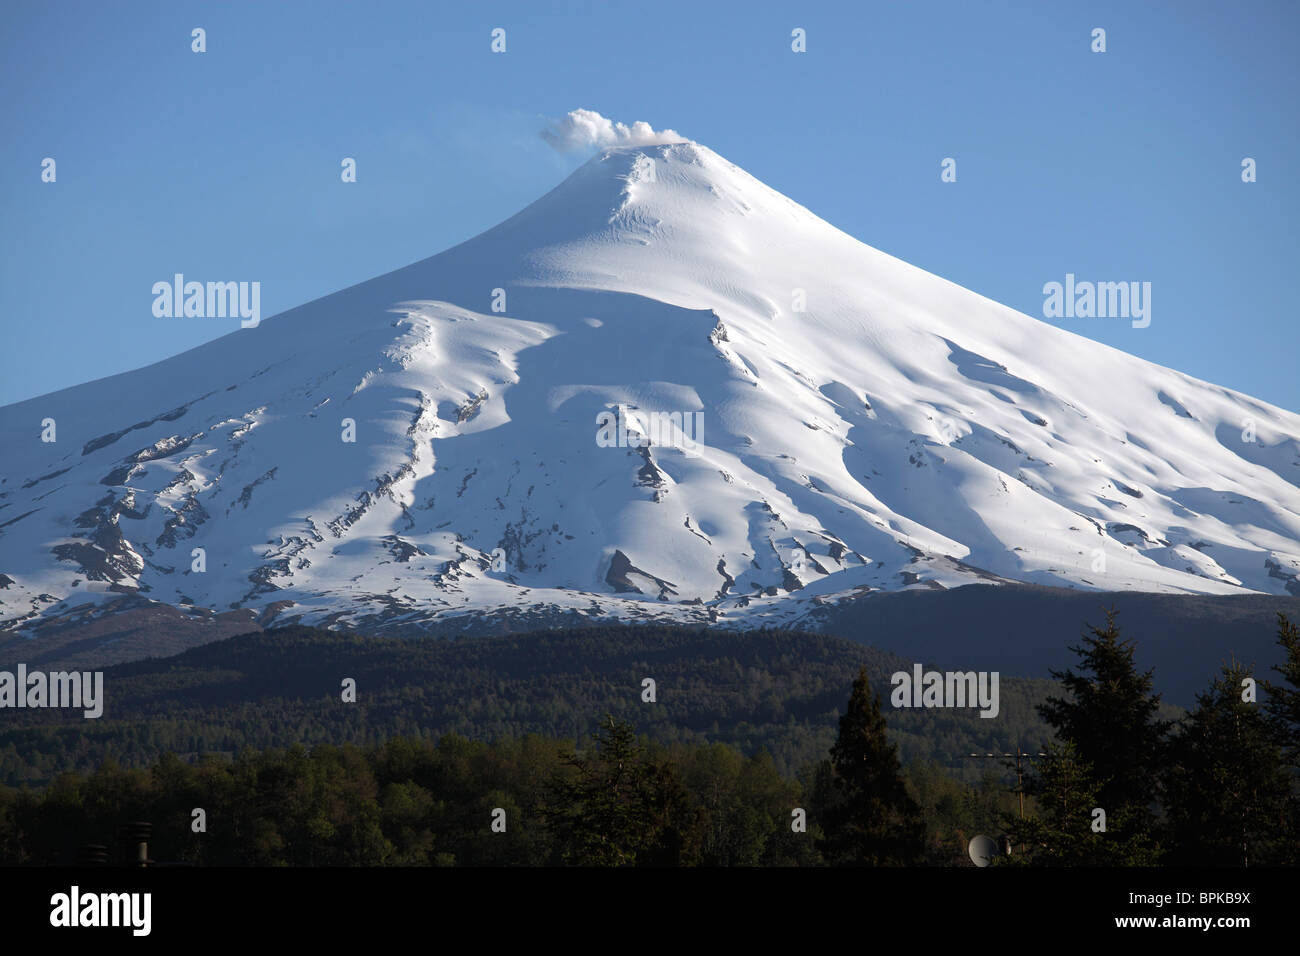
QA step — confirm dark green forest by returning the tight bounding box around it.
[0,624,1059,786]
[0,613,1296,866]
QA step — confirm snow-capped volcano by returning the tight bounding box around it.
[2,140,1299,638]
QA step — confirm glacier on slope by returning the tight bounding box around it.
[2,140,1299,638]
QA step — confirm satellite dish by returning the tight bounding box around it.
[968,834,998,867]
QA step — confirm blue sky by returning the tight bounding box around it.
[2,0,1296,410]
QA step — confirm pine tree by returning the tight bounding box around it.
[544,715,694,866]
[816,669,925,865]
[1263,613,1300,763]
[1164,659,1292,866]
[1261,612,1300,863]
[1037,608,1169,828]
[1005,741,1159,866]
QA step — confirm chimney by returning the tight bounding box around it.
[76,844,110,866]
[118,821,153,867]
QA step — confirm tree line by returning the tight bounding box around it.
[0,612,1295,865]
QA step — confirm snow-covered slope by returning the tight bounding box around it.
[2,140,1299,637]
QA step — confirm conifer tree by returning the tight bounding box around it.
[1005,741,1159,866]
[545,715,695,866]
[1263,613,1300,763]
[1164,660,1291,866]
[1037,609,1169,827]
[1262,613,1300,863]
[817,669,925,865]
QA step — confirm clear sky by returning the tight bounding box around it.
[2,0,1296,411]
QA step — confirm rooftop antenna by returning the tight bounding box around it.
[964,746,1047,819]
[965,746,1048,857]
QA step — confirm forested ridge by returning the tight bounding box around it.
[0,624,1057,786]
